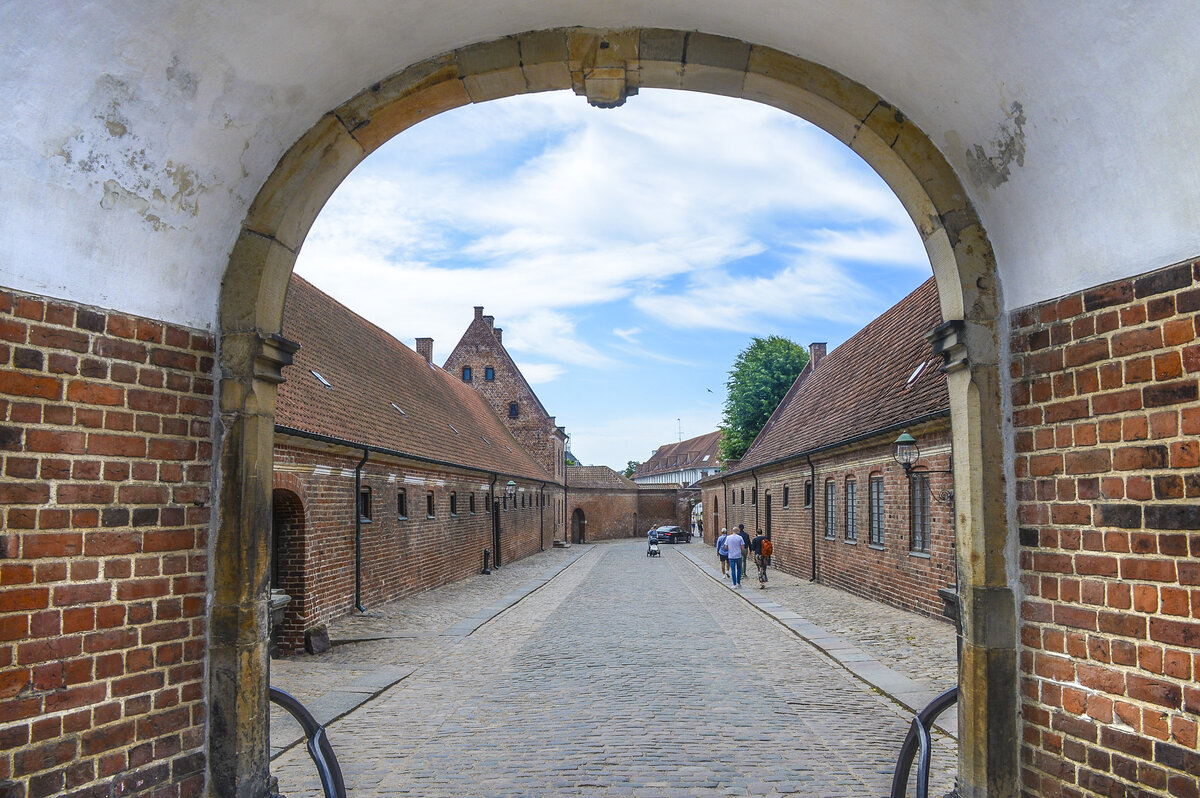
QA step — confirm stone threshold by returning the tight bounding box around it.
[270,546,594,759]
[678,548,958,740]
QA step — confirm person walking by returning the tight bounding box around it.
[716,529,730,577]
[751,529,770,589]
[737,524,751,556]
[725,527,746,588]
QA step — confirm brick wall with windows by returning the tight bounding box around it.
[700,423,955,620]
[273,439,558,652]
[0,289,212,798]
[1012,258,1200,797]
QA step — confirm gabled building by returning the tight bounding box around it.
[271,276,565,651]
[443,307,568,484]
[701,277,954,620]
[631,430,722,486]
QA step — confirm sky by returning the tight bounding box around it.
[293,89,933,470]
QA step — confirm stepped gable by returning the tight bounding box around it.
[632,430,722,478]
[276,274,551,481]
[566,465,638,489]
[736,277,948,470]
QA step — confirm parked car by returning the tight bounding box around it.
[653,525,691,544]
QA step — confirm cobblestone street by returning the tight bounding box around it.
[271,541,957,797]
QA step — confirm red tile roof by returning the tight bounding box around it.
[566,466,637,489]
[632,430,722,478]
[732,277,948,472]
[276,274,553,481]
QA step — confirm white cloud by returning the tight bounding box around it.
[514,362,565,385]
[613,326,641,343]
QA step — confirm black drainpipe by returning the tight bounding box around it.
[353,448,369,612]
[806,454,816,582]
[752,469,760,532]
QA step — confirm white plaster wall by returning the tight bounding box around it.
[2,1,1198,329]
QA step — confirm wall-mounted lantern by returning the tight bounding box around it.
[505,480,517,500]
[892,430,954,504]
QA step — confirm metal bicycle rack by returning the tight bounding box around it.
[889,686,959,798]
[270,686,348,798]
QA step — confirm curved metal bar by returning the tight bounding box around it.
[890,686,959,798]
[270,686,348,798]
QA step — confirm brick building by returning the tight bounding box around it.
[564,466,685,543]
[443,307,569,485]
[272,276,565,652]
[3,14,1200,797]
[702,278,956,620]
[630,430,722,486]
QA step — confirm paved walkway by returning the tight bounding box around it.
[270,541,957,797]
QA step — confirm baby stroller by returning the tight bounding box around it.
[646,533,661,557]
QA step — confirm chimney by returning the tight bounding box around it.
[415,337,433,363]
[494,327,502,344]
[810,342,827,369]
[474,306,484,321]
[482,315,495,330]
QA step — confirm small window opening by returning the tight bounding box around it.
[397,488,407,519]
[449,490,458,516]
[426,490,435,518]
[462,366,472,382]
[485,367,495,381]
[508,402,519,418]
[358,486,372,522]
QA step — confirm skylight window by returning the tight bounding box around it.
[390,402,407,416]
[906,360,930,388]
[481,436,490,446]
[311,370,332,389]
[448,423,460,435]
[702,455,710,462]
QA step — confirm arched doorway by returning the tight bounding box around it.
[270,489,306,654]
[215,28,1012,797]
[571,508,586,544]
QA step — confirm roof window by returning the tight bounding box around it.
[390,402,407,416]
[310,370,332,389]
[906,360,930,388]
[481,436,491,446]
[448,423,460,435]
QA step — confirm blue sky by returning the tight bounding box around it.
[293,89,933,470]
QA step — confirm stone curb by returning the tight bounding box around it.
[271,546,595,758]
[677,547,958,739]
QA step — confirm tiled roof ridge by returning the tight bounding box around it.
[633,430,721,476]
[566,465,638,489]
[277,275,553,483]
[734,277,947,471]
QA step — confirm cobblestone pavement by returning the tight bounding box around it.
[686,551,958,692]
[271,541,956,797]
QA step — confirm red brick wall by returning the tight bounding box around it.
[565,488,687,543]
[0,289,212,798]
[701,424,956,620]
[1013,259,1200,797]
[273,440,560,652]
[442,315,565,483]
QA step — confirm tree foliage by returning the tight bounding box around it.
[623,460,640,478]
[719,336,809,462]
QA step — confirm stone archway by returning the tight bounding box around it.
[216,28,1013,798]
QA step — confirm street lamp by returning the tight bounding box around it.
[892,430,954,504]
[505,480,517,501]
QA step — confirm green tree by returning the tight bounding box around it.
[623,460,640,478]
[719,336,809,462]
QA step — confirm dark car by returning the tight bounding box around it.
[653,525,691,544]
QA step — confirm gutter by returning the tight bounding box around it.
[806,454,817,583]
[353,448,369,612]
[721,477,728,534]
[275,425,560,488]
